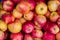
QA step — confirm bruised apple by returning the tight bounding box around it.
[8,20,22,33]
[0,20,7,32]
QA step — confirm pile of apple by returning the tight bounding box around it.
[0,0,60,40]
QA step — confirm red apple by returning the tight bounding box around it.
[10,32,23,40]
[12,9,22,19]
[12,0,20,4]
[16,1,30,14]
[57,17,60,27]
[42,32,55,40]
[32,30,43,38]
[0,31,4,40]
[35,0,45,2]
[3,0,14,11]
[50,12,59,22]
[0,20,7,32]
[57,5,60,15]
[56,32,60,40]
[8,20,22,33]
[23,22,34,33]
[34,15,46,29]
[24,34,33,40]
[2,14,15,24]
[35,2,47,15]
[24,11,34,21]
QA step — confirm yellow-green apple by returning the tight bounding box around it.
[0,31,5,40]
[34,15,46,29]
[12,9,22,19]
[24,11,34,21]
[10,32,23,40]
[2,14,15,24]
[32,30,43,38]
[23,22,34,33]
[34,38,42,40]
[50,12,59,22]
[56,32,60,40]
[35,2,47,15]
[16,1,30,14]
[0,20,7,32]
[42,32,55,40]
[3,0,14,11]
[48,0,59,12]
[0,2,3,9]
[24,34,33,40]
[19,17,26,24]
[8,20,22,33]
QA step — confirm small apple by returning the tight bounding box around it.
[3,0,14,11]
[24,34,33,40]
[0,31,4,40]
[48,23,59,34]
[48,1,59,12]
[23,22,34,33]
[57,5,60,15]
[0,20,7,32]
[56,32,60,40]
[16,1,30,14]
[50,12,59,22]
[10,32,23,40]
[42,32,55,40]
[12,0,20,4]
[57,17,60,27]
[34,15,46,29]
[24,11,34,21]
[35,2,47,15]
[2,14,15,24]
[8,20,22,33]
[0,2,3,9]
[12,9,22,19]
[32,30,43,38]
[35,0,45,2]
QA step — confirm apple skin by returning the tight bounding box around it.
[23,22,34,33]
[48,1,59,12]
[12,9,22,19]
[16,1,30,14]
[32,30,43,38]
[10,32,23,40]
[2,14,15,24]
[57,5,60,15]
[56,32,60,40]
[3,0,14,11]
[8,20,22,33]
[35,2,47,15]
[0,31,5,40]
[42,32,55,40]
[57,17,60,27]
[24,34,33,40]
[24,11,34,21]
[50,12,59,22]
[34,38,42,40]
[34,15,46,29]
[0,20,7,32]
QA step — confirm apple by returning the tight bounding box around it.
[23,22,34,33]
[32,30,43,38]
[3,0,14,11]
[34,38,42,40]
[0,2,3,9]
[57,5,60,15]
[0,20,7,32]
[24,11,34,21]
[42,32,55,40]
[12,0,20,4]
[8,20,22,33]
[12,9,22,19]
[56,32,60,40]
[48,23,59,34]
[16,1,30,14]
[57,17,60,27]
[0,31,4,40]
[2,14,15,24]
[34,15,46,29]
[48,1,59,12]
[35,2,47,15]
[35,0,45,2]
[10,32,23,40]
[50,12,59,22]
[19,18,26,24]
[24,34,33,40]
